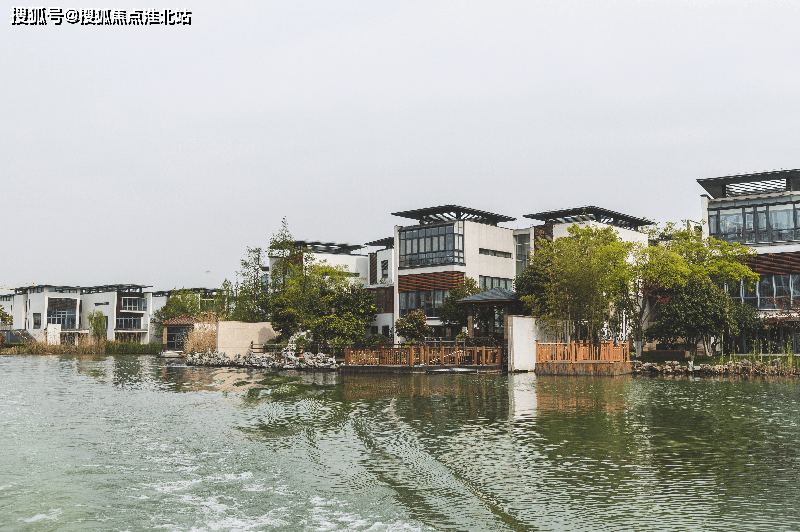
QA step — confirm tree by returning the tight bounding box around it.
[230,247,269,323]
[613,243,690,357]
[653,222,758,287]
[151,289,201,336]
[0,307,11,326]
[644,276,731,363]
[516,224,632,343]
[87,310,106,341]
[441,277,482,329]
[642,223,759,359]
[395,310,432,343]
[310,285,377,344]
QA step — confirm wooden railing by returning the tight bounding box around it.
[536,341,629,363]
[344,344,502,366]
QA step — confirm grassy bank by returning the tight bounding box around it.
[3,340,163,356]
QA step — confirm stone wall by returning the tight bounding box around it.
[535,361,631,376]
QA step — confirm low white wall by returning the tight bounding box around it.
[507,315,538,372]
[216,321,277,356]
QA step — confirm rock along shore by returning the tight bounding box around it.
[185,348,338,371]
[632,359,800,377]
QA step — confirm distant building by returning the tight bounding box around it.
[0,285,217,344]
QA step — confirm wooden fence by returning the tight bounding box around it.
[536,341,629,363]
[344,344,502,366]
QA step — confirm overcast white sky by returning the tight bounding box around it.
[3,0,800,291]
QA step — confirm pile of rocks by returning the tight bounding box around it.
[631,358,800,377]
[185,348,338,370]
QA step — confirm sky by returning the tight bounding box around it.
[3,0,800,292]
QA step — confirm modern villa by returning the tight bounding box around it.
[699,168,800,350]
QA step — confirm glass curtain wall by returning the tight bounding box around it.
[728,274,800,310]
[399,289,447,317]
[708,202,800,243]
[398,222,464,268]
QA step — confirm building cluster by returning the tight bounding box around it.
[0,286,215,345]
[2,168,798,346]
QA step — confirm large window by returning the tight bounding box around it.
[47,298,77,329]
[514,234,530,276]
[479,276,513,290]
[729,274,800,310]
[398,222,464,268]
[709,202,800,244]
[116,317,142,330]
[120,297,147,311]
[399,289,448,317]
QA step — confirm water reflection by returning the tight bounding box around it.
[3,355,800,531]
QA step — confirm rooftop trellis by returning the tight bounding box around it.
[523,206,652,231]
[391,205,516,226]
[697,169,800,199]
[294,240,364,254]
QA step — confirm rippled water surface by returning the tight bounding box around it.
[2,355,800,531]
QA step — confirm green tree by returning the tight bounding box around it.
[151,289,201,336]
[614,243,691,357]
[517,224,632,343]
[653,222,758,287]
[0,307,11,326]
[87,310,106,341]
[645,276,731,362]
[441,277,482,329]
[230,247,269,323]
[395,310,432,343]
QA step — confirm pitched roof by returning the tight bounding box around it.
[162,314,198,326]
[456,287,518,304]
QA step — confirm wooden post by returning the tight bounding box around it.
[482,345,486,366]
[467,308,475,338]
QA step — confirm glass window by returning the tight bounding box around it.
[770,204,794,241]
[398,223,464,268]
[719,208,743,235]
[708,214,718,234]
[33,313,41,329]
[759,275,775,309]
[792,274,800,305]
[775,274,791,304]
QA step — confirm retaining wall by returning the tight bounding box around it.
[535,361,631,376]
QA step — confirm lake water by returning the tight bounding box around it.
[1,355,800,531]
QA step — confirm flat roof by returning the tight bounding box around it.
[12,284,151,295]
[391,205,515,226]
[294,240,364,254]
[697,169,800,198]
[524,206,652,229]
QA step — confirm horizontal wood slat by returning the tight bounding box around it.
[398,271,465,292]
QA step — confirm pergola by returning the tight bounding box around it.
[456,287,518,342]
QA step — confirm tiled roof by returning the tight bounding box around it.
[162,314,198,326]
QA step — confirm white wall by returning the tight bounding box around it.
[80,291,117,340]
[463,221,516,282]
[507,315,538,372]
[551,221,649,246]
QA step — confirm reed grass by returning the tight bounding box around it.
[181,311,218,354]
